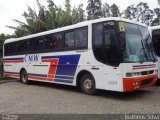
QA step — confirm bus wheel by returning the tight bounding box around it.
[80,74,97,95]
[20,70,29,84]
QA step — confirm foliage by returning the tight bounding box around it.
[0,52,3,77]
[6,0,160,36]
[86,0,102,20]
[110,4,120,17]
[122,2,159,26]
[151,8,160,26]
[122,5,137,20]
[0,34,15,50]
[102,3,111,18]
[7,0,85,37]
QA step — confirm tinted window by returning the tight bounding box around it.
[44,33,62,50]
[152,29,160,57]
[75,28,88,48]
[35,37,44,51]
[55,33,63,49]
[104,30,119,64]
[29,38,36,52]
[65,31,74,48]
[22,40,29,53]
[4,42,17,55]
[17,40,29,53]
[4,44,9,55]
[93,23,105,63]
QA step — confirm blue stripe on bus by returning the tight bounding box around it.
[133,64,156,67]
[54,79,73,83]
[3,58,24,60]
[55,76,74,80]
[28,73,48,77]
[5,72,19,74]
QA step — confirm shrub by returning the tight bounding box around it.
[0,59,3,77]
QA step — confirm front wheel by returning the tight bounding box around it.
[20,70,29,84]
[80,74,97,95]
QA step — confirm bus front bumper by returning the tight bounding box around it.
[123,74,158,92]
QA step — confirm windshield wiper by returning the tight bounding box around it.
[140,39,148,63]
[144,38,157,62]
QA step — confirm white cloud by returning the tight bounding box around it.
[0,0,159,34]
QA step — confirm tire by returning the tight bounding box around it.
[20,70,29,84]
[80,73,97,95]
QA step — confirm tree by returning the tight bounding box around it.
[110,4,120,17]
[102,3,111,18]
[7,0,86,37]
[151,8,160,26]
[122,2,155,26]
[0,33,15,51]
[86,0,102,20]
[122,5,137,20]
[64,0,72,25]
[158,0,160,5]
[7,0,49,37]
[136,2,154,26]
[72,4,85,24]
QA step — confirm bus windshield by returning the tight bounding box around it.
[123,23,157,63]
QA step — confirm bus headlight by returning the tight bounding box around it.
[126,73,132,77]
[126,72,141,77]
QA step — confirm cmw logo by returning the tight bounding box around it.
[25,54,40,62]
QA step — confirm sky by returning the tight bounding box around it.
[0,0,159,34]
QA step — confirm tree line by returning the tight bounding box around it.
[1,0,160,44]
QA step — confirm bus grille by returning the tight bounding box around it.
[140,78,153,86]
[141,70,154,76]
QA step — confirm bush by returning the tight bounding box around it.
[0,59,3,77]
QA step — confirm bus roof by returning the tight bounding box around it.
[150,25,160,30]
[4,17,147,44]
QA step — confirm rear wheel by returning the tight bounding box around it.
[80,74,97,95]
[20,70,29,84]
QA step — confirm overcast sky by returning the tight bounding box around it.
[0,0,159,34]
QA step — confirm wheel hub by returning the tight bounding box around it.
[84,79,93,90]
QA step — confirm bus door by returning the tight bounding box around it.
[103,21,122,90]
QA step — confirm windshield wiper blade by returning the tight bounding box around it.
[144,38,157,62]
[140,39,148,63]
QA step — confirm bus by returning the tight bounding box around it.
[150,26,160,80]
[3,18,158,95]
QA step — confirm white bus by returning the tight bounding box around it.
[3,18,158,94]
[150,26,160,80]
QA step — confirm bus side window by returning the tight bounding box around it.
[29,38,36,52]
[65,31,74,48]
[17,41,22,53]
[93,23,104,63]
[7,42,16,55]
[104,30,118,64]
[44,34,57,50]
[4,44,8,56]
[24,40,30,52]
[55,33,63,50]
[75,27,88,48]
[35,37,44,51]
